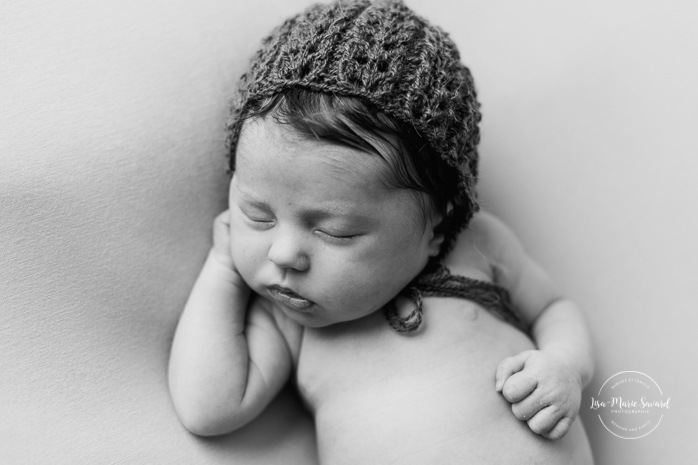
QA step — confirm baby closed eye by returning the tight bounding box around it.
[313,228,360,244]
[242,212,275,230]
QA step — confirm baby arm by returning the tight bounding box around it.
[168,211,293,436]
[468,213,594,439]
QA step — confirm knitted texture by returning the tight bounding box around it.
[385,265,527,333]
[227,0,482,257]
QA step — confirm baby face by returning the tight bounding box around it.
[229,117,441,327]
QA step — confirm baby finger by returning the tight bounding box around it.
[494,351,531,391]
[526,405,565,436]
[501,371,538,404]
[511,395,546,421]
[542,416,574,440]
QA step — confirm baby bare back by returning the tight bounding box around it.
[293,300,593,464]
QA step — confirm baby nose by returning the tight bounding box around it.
[267,230,309,271]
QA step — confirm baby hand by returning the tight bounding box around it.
[211,210,234,267]
[210,210,247,290]
[494,349,582,439]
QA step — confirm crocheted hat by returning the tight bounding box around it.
[227,0,482,256]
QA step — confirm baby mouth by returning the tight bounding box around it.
[268,285,314,311]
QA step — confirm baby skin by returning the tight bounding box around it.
[168,117,595,464]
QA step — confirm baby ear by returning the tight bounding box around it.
[427,202,453,257]
[427,231,445,257]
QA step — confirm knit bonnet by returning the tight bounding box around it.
[227,0,482,258]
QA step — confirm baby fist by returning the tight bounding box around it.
[495,349,582,440]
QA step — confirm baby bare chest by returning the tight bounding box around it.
[296,302,535,457]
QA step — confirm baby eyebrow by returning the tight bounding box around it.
[232,180,268,204]
[302,208,375,228]
[236,196,271,214]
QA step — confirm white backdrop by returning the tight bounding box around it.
[2,0,696,463]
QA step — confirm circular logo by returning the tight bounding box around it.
[590,371,671,439]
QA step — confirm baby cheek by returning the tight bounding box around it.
[327,251,408,304]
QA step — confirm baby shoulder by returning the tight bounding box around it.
[448,211,525,269]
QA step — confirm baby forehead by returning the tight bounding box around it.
[236,117,390,177]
